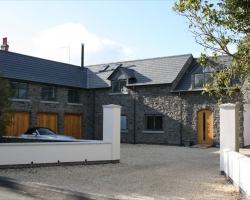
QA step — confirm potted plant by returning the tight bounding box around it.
[184,130,191,147]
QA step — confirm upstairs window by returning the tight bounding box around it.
[41,85,56,101]
[194,66,215,89]
[10,81,27,99]
[68,89,80,103]
[145,115,163,130]
[111,80,127,93]
[194,73,213,88]
[112,64,122,70]
[99,65,109,72]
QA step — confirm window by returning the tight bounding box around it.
[111,79,127,93]
[194,73,213,88]
[68,89,80,103]
[10,81,27,99]
[121,116,127,130]
[41,85,56,101]
[99,65,109,72]
[145,115,163,130]
[112,64,122,70]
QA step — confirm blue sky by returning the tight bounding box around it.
[1,1,204,66]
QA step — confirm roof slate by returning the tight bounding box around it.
[86,54,193,89]
[0,50,87,89]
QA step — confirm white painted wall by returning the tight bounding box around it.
[243,104,250,146]
[0,141,112,165]
[223,149,250,197]
[219,103,239,171]
[0,104,121,166]
[103,104,121,161]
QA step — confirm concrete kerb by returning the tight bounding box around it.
[0,176,116,200]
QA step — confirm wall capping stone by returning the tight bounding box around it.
[67,103,83,106]
[40,101,59,104]
[142,131,164,134]
[12,98,31,102]
[109,92,128,95]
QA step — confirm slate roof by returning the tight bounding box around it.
[86,54,193,89]
[173,55,232,92]
[0,50,87,89]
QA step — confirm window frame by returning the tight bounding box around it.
[111,79,127,93]
[41,85,57,101]
[193,72,213,89]
[121,115,127,131]
[68,89,81,103]
[145,114,163,131]
[10,81,28,99]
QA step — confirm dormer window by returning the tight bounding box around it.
[108,66,137,94]
[99,65,109,72]
[193,66,215,89]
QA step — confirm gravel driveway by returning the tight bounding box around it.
[0,144,244,200]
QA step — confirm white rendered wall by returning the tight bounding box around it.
[103,104,121,161]
[0,104,121,166]
[0,141,111,165]
[223,149,250,197]
[219,103,239,171]
[243,104,250,146]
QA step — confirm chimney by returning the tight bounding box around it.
[1,37,9,51]
[81,43,84,68]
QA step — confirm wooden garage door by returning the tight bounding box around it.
[37,113,58,132]
[6,112,30,136]
[64,114,82,139]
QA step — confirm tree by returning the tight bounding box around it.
[0,72,14,139]
[173,0,250,104]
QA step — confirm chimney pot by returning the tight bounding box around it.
[1,37,9,51]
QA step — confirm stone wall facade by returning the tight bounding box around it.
[9,81,244,147]
[88,85,244,147]
[10,82,90,138]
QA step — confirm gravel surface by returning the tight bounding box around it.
[0,144,246,200]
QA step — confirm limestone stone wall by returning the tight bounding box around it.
[10,82,89,138]
[89,86,244,146]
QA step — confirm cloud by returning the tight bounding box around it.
[32,23,135,65]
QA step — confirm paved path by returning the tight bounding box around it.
[0,144,248,200]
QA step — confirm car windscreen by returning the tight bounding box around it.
[37,128,56,135]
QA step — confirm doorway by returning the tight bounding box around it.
[197,110,213,144]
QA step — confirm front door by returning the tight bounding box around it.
[197,110,213,144]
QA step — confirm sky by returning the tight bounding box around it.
[0,1,205,66]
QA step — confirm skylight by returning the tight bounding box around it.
[112,64,122,70]
[99,65,109,72]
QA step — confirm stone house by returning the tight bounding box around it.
[0,39,244,147]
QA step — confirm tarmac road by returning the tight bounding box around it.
[0,186,46,200]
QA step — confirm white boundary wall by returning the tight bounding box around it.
[0,104,121,166]
[244,104,250,146]
[223,149,250,197]
[219,103,239,171]
[220,103,250,198]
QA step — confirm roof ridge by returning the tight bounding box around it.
[86,53,193,67]
[0,50,80,68]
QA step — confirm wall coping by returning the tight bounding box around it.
[219,103,239,109]
[102,104,122,108]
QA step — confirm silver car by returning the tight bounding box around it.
[19,127,75,140]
